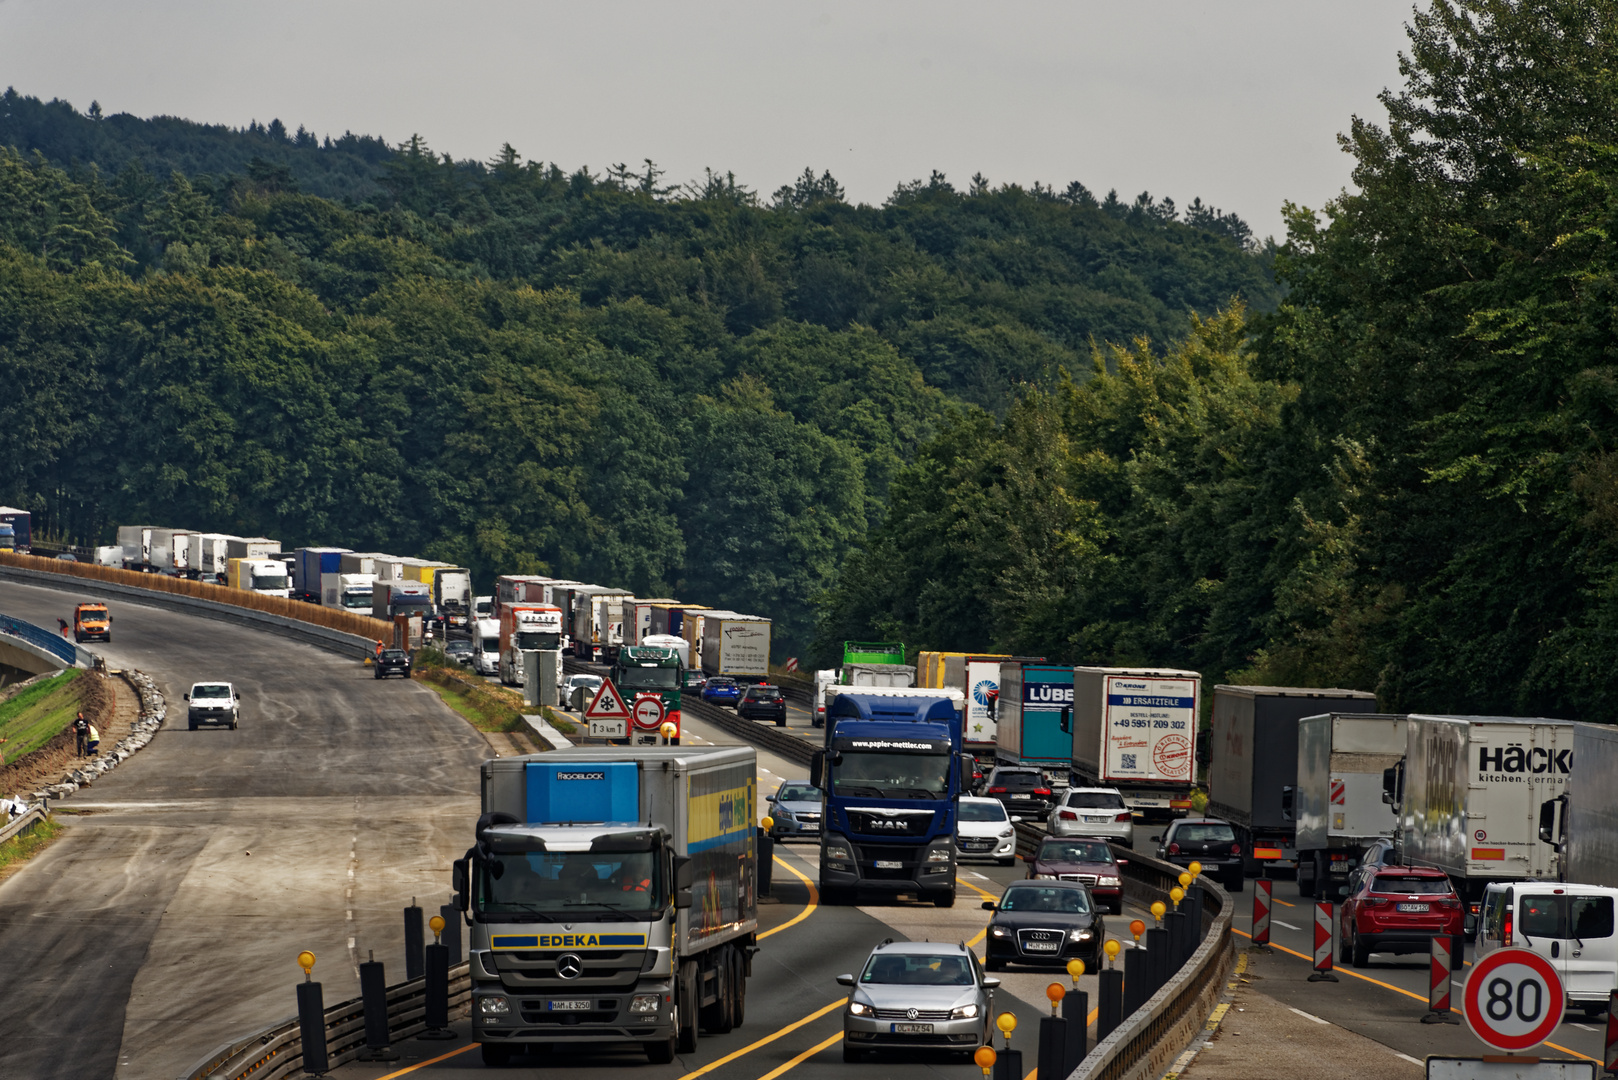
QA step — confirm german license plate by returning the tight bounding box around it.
[874,860,902,869]
[1085,816,1110,822]
[1396,902,1429,913]
[1024,940,1059,952]
[547,999,591,1011]
[891,1022,933,1034]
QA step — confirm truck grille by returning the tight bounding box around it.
[492,950,645,989]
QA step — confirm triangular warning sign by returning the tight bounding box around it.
[584,677,632,720]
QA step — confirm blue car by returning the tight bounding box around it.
[702,676,741,707]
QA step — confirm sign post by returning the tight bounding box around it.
[583,677,632,740]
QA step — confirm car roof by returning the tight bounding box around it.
[867,940,973,955]
[1003,878,1090,890]
[959,795,1006,805]
[1168,817,1231,827]
[1066,787,1123,795]
[1370,866,1448,876]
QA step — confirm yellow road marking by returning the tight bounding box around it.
[680,1000,845,1080]
[956,874,1001,901]
[756,1029,844,1080]
[1232,927,1594,1062]
[1206,1002,1231,1030]
[760,855,818,941]
[1271,896,1296,908]
[365,1043,475,1077]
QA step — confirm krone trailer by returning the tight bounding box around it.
[1388,714,1573,916]
[1294,711,1406,898]
[456,746,758,1065]
[1207,686,1377,880]
[699,612,771,681]
[1070,667,1200,820]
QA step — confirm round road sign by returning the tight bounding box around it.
[1462,946,1564,1052]
[632,695,667,730]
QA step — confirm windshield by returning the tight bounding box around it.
[1173,824,1236,844]
[833,751,951,799]
[746,687,783,701]
[959,801,1009,822]
[777,784,820,802]
[516,631,562,650]
[251,573,289,590]
[192,684,231,698]
[341,592,372,608]
[993,772,1040,790]
[479,850,661,916]
[382,650,408,661]
[1000,886,1092,913]
[860,953,974,986]
[620,667,680,690]
[1372,875,1452,895]
[1040,840,1113,863]
[481,637,500,653]
[1066,792,1125,809]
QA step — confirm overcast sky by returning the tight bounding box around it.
[0,1,1418,240]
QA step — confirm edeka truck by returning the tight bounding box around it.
[1295,711,1407,898]
[456,746,758,1067]
[1207,686,1378,879]
[1070,667,1200,820]
[1386,715,1574,916]
[612,644,684,745]
[811,688,970,908]
[995,663,1075,772]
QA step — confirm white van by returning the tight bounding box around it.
[472,618,500,676]
[1476,881,1618,1017]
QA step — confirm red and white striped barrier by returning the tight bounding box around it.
[1308,902,1338,982]
[1604,989,1618,1074]
[1421,934,1459,1023]
[1252,879,1271,946]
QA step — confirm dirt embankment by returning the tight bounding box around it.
[0,669,135,800]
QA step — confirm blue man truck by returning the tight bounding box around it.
[811,687,970,908]
[455,746,758,1067]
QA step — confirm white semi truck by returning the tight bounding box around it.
[1069,666,1200,820]
[455,746,758,1066]
[1294,711,1406,898]
[320,572,376,611]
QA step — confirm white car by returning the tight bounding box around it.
[1047,787,1135,845]
[956,796,1017,865]
[562,673,602,711]
[184,682,240,730]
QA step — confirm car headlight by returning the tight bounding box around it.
[1068,929,1093,941]
[991,927,1007,937]
[999,827,1014,838]
[1034,873,1057,880]
[824,842,852,861]
[630,994,661,1014]
[1099,875,1121,886]
[479,996,511,1016]
[927,847,952,863]
[951,1003,980,1019]
[848,1001,871,1016]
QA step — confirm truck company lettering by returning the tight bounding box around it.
[492,933,649,950]
[1022,683,1074,706]
[1476,746,1571,775]
[557,771,607,781]
[848,739,938,751]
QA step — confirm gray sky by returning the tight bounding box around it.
[0,1,1417,240]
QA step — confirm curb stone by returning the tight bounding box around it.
[32,670,164,802]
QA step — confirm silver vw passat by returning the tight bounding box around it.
[837,940,999,1062]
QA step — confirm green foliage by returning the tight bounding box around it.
[0,669,84,763]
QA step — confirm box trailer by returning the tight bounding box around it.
[0,507,32,553]
[698,612,772,680]
[1294,711,1407,898]
[996,662,1076,770]
[918,652,1044,757]
[1541,722,1618,889]
[295,547,351,599]
[1207,685,1378,878]
[1071,666,1200,820]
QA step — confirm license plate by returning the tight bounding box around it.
[1084,816,1111,822]
[547,999,591,1011]
[891,1022,934,1034]
[874,860,902,869]
[1396,902,1429,913]
[1023,940,1059,952]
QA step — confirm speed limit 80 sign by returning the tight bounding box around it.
[1462,947,1565,1052]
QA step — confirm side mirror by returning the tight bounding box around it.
[674,889,693,910]
[1010,815,1023,823]
[452,858,469,911]
[182,693,189,700]
[981,900,996,911]
[836,973,856,987]
[811,750,826,790]
[235,693,242,701]
[766,796,777,804]
[982,977,1001,989]
[1338,885,1350,898]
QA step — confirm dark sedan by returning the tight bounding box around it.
[737,684,787,726]
[701,677,741,707]
[374,649,412,679]
[1153,817,1243,891]
[982,881,1104,971]
[1025,837,1124,914]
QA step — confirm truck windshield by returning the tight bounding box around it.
[620,667,680,690]
[341,593,372,609]
[833,752,951,799]
[516,632,562,650]
[479,851,661,916]
[481,637,499,653]
[251,573,289,590]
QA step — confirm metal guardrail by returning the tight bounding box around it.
[0,803,47,846]
[183,962,471,1080]
[0,611,83,667]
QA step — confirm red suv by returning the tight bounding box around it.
[1339,866,1464,967]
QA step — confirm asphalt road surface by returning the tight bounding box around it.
[0,578,488,1080]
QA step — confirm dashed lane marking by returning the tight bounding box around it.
[1288,1006,1329,1025]
[1272,920,1301,931]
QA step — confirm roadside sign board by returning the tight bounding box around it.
[1461,947,1565,1053]
[588,717,628,739]
[1427,1059,1594,1080]
[584,677,632,721]
[632,694,667,730]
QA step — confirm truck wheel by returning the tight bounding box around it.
[731,946,747,1027]
[1298,857,1316,899]
[933,890,956,908]
[645,1036,676,1064]
[701,949,733,1033]
[677,961,700,1053]
[480,1042,511,1066]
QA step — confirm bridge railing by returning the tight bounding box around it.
[0,611,82,667]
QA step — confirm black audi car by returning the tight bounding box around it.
[374,649,413,679]
[981,880,1104,971]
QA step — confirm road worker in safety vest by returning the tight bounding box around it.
[620,869,650,893]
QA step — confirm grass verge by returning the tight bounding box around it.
[0,816,64,876]
[411,650,578,738]
[0,669,84,762]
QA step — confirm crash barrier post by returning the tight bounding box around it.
[1421,934,1459,1024]
[757,825,774,895]
[1604,989,1618,1076]
[1123,943,1149,1015]
[296,952,328,1077]
[1063,987,1089,1066]
[1308,902,1338,982]
[421,917,455,1040]
[1252,878,1272,946]
[992,1012,1022,1080]
[1165,911,1189,968]
[404,898,424,981]
[1039,1016,1069,1080]
[356,953,398,1062]
[1145,926,1170,997]
[1096,939,1124,1042]
[439,900,462,965]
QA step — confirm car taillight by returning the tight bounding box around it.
[989,787,1007,794]
[1033,788,1052,796]
[1230,843,1242,856]
[1365,897,1388,907]
[1059,810,1077,821]
[1504,912,1513,945]
[1168,842,1180,855]
[1114,812,1132,822]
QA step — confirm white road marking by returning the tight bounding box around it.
[1393,1053,1422,1065]
[969,872,990,881]
[1288,1007,1329,1025]
[1272,920,1301,931]
[1573,1023,1597,1032]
